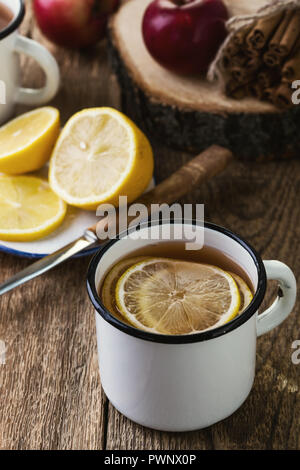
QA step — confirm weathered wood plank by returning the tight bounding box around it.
[0,0,112,450]
[0,253,108,449]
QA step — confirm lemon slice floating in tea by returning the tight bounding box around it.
[0,175,66,241]
[115,258,241,335]
[49,107,154,210]
[229,272,253,314]
[101,256,150,323]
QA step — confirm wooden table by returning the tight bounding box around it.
[0,2,299,450]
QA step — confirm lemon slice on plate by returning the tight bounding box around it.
[115,258,241,335]
[0,175,66,241]
[229,272,253,313]
[49,107,154,210]
[0,107,60,174]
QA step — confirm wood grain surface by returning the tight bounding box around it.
[0,1,299,450]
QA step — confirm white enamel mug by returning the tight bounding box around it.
[87,221,297,432]
[0,0,60,124]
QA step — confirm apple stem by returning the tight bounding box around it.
[170,0,194,5]
[93,0,110,15]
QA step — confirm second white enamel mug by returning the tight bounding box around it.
[0,0,60,124]
[87,221,297,432]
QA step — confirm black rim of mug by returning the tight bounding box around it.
[87,220,267,344]
[0,0,25,40]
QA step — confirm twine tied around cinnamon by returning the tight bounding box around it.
[207,0,300,108]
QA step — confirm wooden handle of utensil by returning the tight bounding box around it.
[88,145,233,236]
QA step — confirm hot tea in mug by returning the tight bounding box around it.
[100,242,254,335]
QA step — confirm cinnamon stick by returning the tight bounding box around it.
[221,54,230,70]
[264,86,277,103]
[221,42,244,70]
[232,26,250,47]
[230,53,248,67]
[226,79,254,99]
[247,82,265,100]
[225,76,258,99]
[258,67,280,88]
[230,86,248,100]
[226,39,240,57]
[246,56,262,71]
[245,48,260,59]
[263,49,282,67]
[246,13,283,50]
[269,10,300,57]
[90,146,233,236]
[282,47,300,81]
[229,56,261,84]
[231,66,248,84]
[221,54,232,71]
[274,83,293,108]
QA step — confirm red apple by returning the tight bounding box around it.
[33,0,119,49]
[142,0,229,75]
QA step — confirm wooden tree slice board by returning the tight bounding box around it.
[108,0,300,160]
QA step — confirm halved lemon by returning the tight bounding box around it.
[49,107,154,210]
[0,175,67,241]
[229,272,253,313]
[0,107,60,174]
[115,258,241,335]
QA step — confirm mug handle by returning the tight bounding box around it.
[13,35,60,106]
[257,260,297,337]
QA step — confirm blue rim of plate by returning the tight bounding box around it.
[0,178,156,259]
[0,243,99,259]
